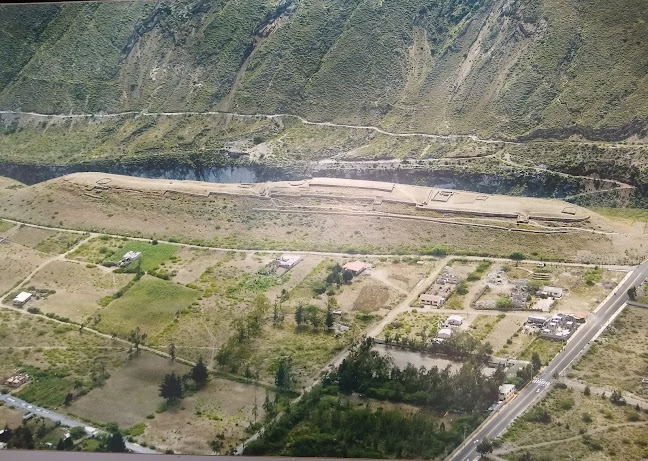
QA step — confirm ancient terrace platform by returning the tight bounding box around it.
[65,173,590,223]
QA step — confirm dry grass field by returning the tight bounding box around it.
[570,307,648,395]
[0,242,50,296]
[29,260,132,323]
[500,386,648,461]
[0,309,128,406]
[68,353,188,427]
[380,310,444,344]
[0,175,633,264]
[142,377,271,455]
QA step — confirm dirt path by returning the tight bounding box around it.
[2,110,644,149]
[560,377,648,409]
[495,421,648,455]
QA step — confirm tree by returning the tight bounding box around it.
[518,452,533,461]
[64,392,74,406]
[191,357,209,387]
[509,251,525,262]
[342,270,354,283]
[275,357,293,391]
[584,384,591,396]
[326,308,334,331]
[106,432,126,453]
[263,390,274,414]
[496,297,513,309]
[56,438,65,451]
[91,359,110,387]
[295,304,304,327]
[159,372,183,403]
[628,286,638,301]
[610,389,626,405]
[531,352,542,372]
[128,327,147,352]
[476,438,493,456]
[8,425,34,449]
[63,436,74,450]
[169,343,176,362]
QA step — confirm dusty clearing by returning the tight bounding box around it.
[143,378,272,454]
[68,353,188,427]
[29,260,132,323]
[0,406,24,429]
[0,174,633,264]
[171,247,229,285]
[0,242,51,296]
[9,226,57,248]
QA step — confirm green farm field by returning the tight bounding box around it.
[95,276,200,338]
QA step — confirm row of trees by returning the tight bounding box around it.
[383,330,494,362]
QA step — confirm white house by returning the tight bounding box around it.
[277,254,301,269]
[119,251,142,267]
[13,292,32,307]
[420,293,445,307]
[437,328,453,339]
[447,314,463,326]
[499,384,516,401]
[540,286,564,298]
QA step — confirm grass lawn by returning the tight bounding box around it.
[66,235,125,264]
[105,241,178,271]
[95,276,201,338]
[590,207,648,222]
[0,219,13,233]
[520,337,563,365]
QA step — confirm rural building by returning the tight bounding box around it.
[277,254,301,269]
[343,260,367,275]
[437,328,453,339]
[446,314,463,326]
[420,293,445,307]
[499,384,516,401]
[540,286,564,298]
[119,251,142,267]
[527,315,548,325]
[4,373,29,388]
[12,292,32,307]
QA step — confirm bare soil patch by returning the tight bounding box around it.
[68,353,188,427]
[9,226,56,248]
[29,260,132,323]
[0,242,50,295]
[352,284,391,311]
[0,405,24,429]
[143,378,272,455]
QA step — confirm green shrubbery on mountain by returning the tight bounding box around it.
[1,0,646,139]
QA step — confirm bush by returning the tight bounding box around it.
[27,307,42,314]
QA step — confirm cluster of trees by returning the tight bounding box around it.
[295,298,335,331]
[159,357,209,403]
[383,330,493,362]
[313,264,355,295]
[216,294,271,372]
[0,424,34,449]
[244,339,496,457]
[326,338,504,412]
[509,352,542,389]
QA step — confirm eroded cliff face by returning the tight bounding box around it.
[0,0,646,140]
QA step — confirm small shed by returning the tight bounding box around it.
[499,384,516,401]
[527,315,548,325]
[446,314,463,326]
[277,254,301,269]
[119,251,142,267]
[343,260,367,275]
[540,286,564,298]
[13,292,32,306]
[437,328,453,339]
[420,293,445,307]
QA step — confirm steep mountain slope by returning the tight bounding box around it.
[0,0,646,139]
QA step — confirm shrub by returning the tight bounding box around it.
[27,307,42,314]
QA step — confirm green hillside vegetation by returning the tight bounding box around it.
[0,0,646,139]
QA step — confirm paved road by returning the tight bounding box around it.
[448,261,648,461]
[0,393,156,454]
